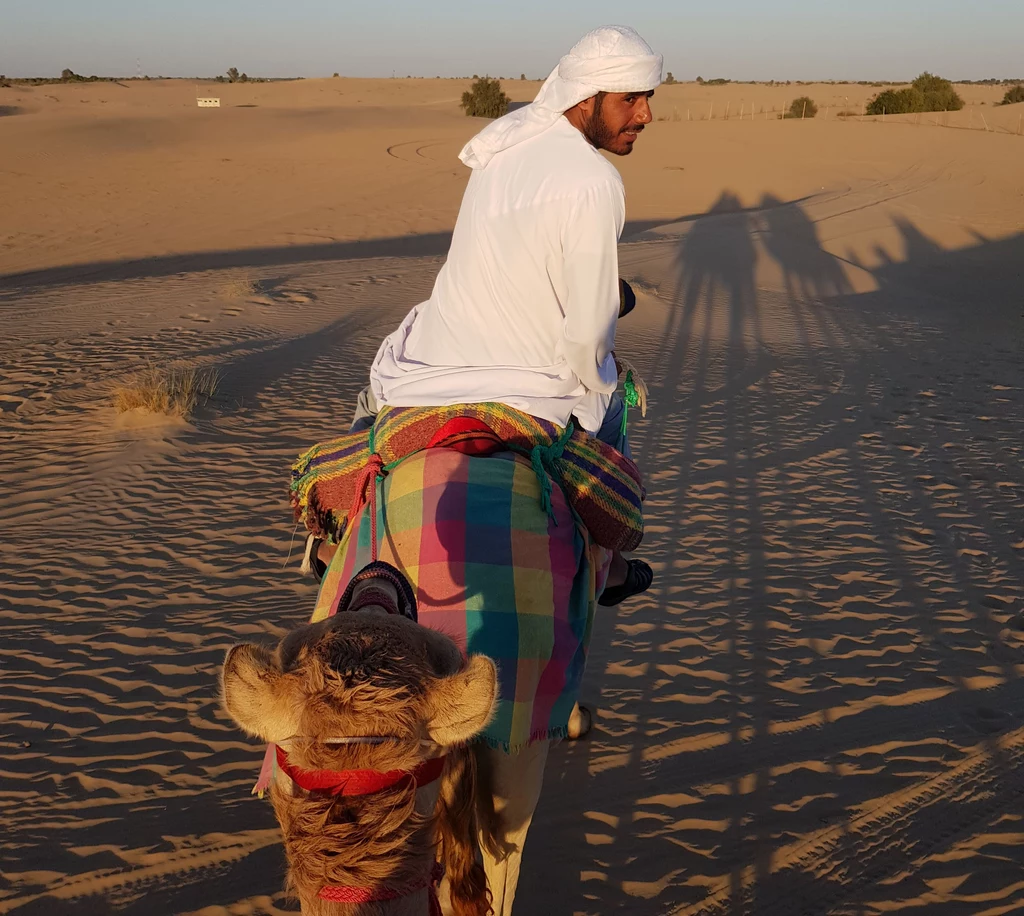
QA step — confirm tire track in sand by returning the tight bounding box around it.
[672,725,1024,916]
[0,829,281,914]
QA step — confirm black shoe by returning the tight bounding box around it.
[598,558,653,606]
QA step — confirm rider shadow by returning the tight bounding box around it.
[757,193,852,303]
[519,208,1024,914]
[518,191,776,914]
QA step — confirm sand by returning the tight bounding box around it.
[1,77,1023,915]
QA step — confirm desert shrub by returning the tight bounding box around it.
[113,365,221,419]
[786,96,818,118]
[664,72,677,85]
[0,77,9,89]
[520,73,526,80]
[910,72,962,109]
[333,72,340,78]
[706,78,730,86]
[867,88,923,115]
[866,73,963,115]
[227,67,239,83]
[221,276,261,299]
[1001,85,1024,105]
[461,76,509,119]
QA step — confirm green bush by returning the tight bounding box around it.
[461,76,509,119]
[786,96,818,118]
[1000,85,1024,105]
[911,72,949,94]
[867,73,964,115]
[867,88,923,115]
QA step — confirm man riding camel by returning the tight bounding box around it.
[313,24,661,615]
[297,26,663,915]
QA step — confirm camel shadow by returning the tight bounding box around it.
[517,202,1024,914]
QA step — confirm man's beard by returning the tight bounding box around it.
[583,95,643,153]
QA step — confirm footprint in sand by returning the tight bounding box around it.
[248,285,316,306]
[963,706,1014,735]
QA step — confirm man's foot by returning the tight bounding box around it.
[566,702,594,740]
[598,558,653,606]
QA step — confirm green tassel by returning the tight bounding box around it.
[621,369,640,439]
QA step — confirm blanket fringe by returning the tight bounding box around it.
[300,533,315,576]
[476,725,569,755]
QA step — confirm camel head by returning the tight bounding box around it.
[221,574,498,915]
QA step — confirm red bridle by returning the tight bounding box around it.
[275,745,446,797]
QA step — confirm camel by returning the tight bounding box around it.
[225,413,631,914]
[221,572,500,916]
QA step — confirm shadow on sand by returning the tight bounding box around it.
[2,196,1022,916]
[517,199,1024,915]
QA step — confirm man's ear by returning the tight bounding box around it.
[423,655,498,747]
[220,643,302,743]
[572,94,597,119]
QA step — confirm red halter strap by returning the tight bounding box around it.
[277,749,447,912]
[275,745,446,797]
[318,860,444,912]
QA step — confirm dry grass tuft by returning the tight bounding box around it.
[221,276,261,299]
[113,365,221,419]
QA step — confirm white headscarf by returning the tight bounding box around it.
[459,25,663,170]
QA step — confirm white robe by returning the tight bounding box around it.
[369,116,624,434]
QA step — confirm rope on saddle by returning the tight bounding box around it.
[527,421,575,523]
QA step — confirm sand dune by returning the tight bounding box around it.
[1,77,1023,915]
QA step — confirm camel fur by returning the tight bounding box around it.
[221,579,499,916]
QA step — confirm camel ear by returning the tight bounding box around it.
[221,643,302,743]
[424,654,498,747]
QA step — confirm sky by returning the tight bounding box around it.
[3,0,1022,82]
